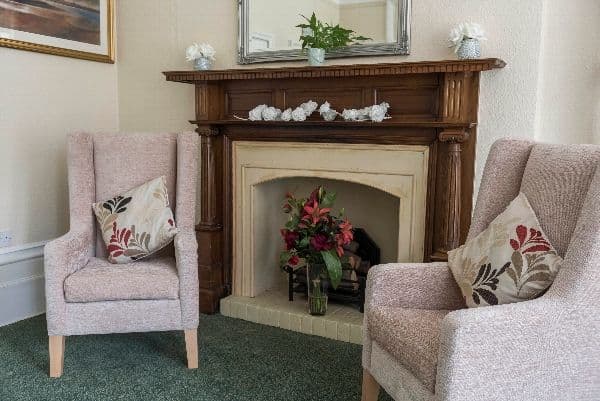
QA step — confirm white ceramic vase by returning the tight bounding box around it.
[457,38,481,59]
[308,48,325,66]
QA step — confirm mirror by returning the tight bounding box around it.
[238,0,411,64]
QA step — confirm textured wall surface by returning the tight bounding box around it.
[0,49,118,246]
[535,0,600,145]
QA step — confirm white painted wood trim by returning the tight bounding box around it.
[0,240,47,263]
[0,241,47,327]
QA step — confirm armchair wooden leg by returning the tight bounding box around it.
[184,329,198,369]
[361,368,380,401]
[49,336,65,378]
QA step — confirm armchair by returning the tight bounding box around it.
[44,132,199,377]
[362,139,600,401]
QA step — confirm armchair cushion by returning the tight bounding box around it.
[93,176,178,263]
[368,306,450,392]
[64,256,179,303]
[448,193,562,308]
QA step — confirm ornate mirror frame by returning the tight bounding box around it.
[238,0,411,64]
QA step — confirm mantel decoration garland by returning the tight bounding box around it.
[280,186,354,315]
[235,100,391,123]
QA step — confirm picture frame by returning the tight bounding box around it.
[0,0,114,63]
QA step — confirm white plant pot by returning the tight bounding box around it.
[456,39,481,60]
[308,48,325,66]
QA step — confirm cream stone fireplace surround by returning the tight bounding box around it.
[231,141,429,297]
[219,140,429,342]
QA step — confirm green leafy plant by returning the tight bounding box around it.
[296,12,371,51]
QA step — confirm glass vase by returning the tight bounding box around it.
[307,263,328,315]
[194,57,213,70]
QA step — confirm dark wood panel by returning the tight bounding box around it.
[375,87,440,118]
[225,90,275,118]
[283,87,365,111]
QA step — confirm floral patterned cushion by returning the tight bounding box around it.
[448,192,562,308]
[92,176,178,264]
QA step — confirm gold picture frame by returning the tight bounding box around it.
[0,0,114,63]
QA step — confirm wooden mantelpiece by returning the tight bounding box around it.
[164,59,505,313]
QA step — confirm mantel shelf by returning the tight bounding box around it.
[191,119,477,129]
[164,58,505,83]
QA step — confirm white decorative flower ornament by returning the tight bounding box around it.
[281,108,293,121]
[249,104,268,121]
[291,107,307,121]
[185,42,216,60]
[300,100,318,116]
[262,106,282,121]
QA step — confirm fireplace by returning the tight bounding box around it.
[231,140,428,299]
[164,59,506,325]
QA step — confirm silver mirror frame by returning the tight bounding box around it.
[238,0,411,64]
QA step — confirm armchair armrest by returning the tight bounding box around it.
[174,230,199,329]
[365,262,465,311]
[44,229,93,335]
[436,297,600,400]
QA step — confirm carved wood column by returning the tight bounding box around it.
[196,125,224,313]
[437,129,469,255]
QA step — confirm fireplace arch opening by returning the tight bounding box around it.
[252,176,401,297]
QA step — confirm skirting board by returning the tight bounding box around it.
[0,242,46,327]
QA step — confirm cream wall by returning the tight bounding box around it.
[0,49,118,247]
[535,0,600,145]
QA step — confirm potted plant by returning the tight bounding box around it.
[185,43,216,70]
[448,23,486,60]
[296,12,371,66]
[279,186,354,315]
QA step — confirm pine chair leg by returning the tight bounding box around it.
[184,329,198,369]
[49,336,65,378]
[361,368,380,401]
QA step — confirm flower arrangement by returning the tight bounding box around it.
[296,13,371,51]
[279,186,353,290]
[185,43,216,61]
[448,22,486,53]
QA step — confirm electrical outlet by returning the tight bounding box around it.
[0,230,12,248]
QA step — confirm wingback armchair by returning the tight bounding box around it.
[362,139,600,401]
[44,132,199,377]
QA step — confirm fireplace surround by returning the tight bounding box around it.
[164,59,505,313]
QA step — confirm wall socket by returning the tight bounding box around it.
[0,230,12,248]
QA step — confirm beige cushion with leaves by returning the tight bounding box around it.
[448,192,562,307]
[92,176,178,264]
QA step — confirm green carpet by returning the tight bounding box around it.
[0,314,392,401]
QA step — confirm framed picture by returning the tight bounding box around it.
[0,0,114,63]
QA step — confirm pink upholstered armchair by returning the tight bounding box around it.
[44,132,199,377]
[362,139,600,401]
